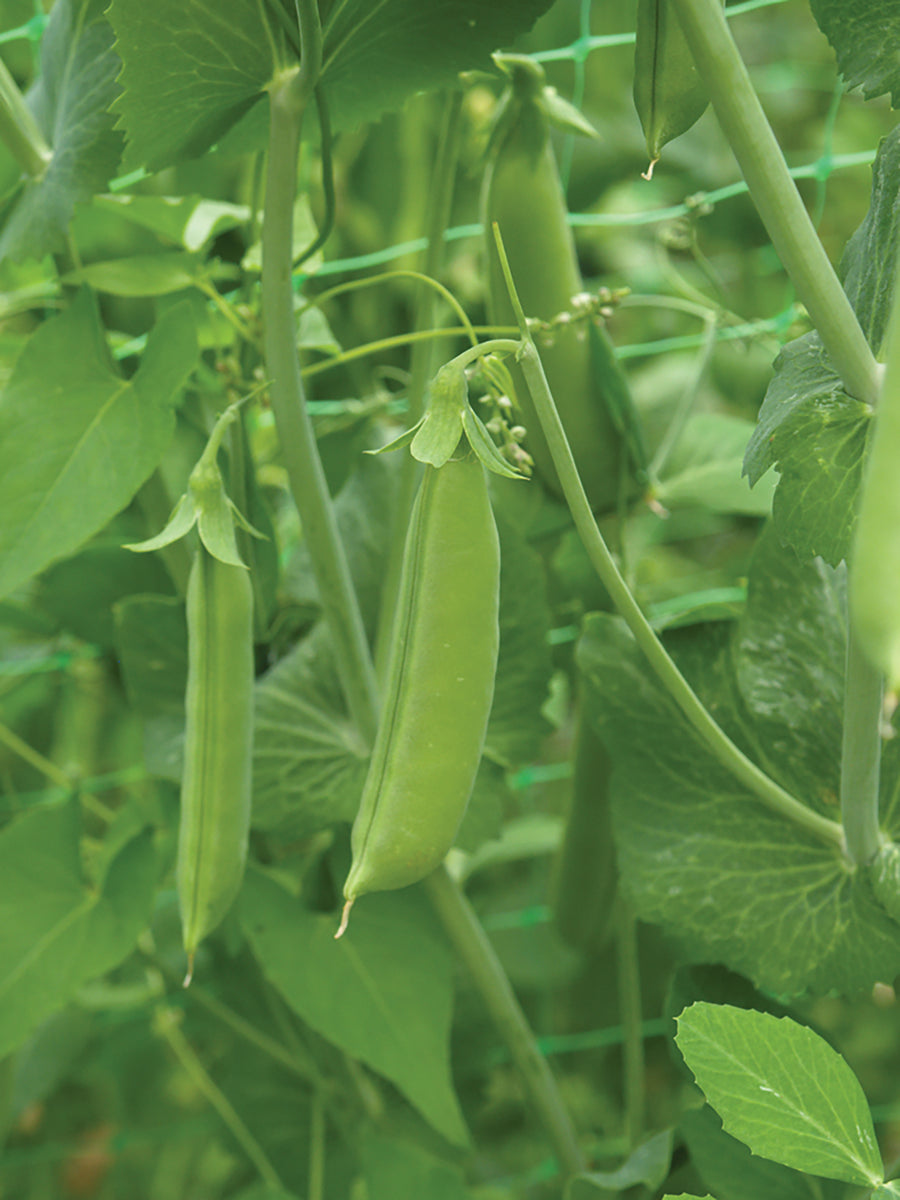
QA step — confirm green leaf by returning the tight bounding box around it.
[0,802,156,1058]
[251,621,370,838]
[656,414,775,516]
[577,608,900,996]
[113,595,188,719]
[361,1133,470,1200]
[676,1003,883,1186]
[462,407,525,479]
[743,333,869,566]
[732,524,846,806]
[484,512,553,767]
[0,292,199,601]
[809,0,900,106]
[319,0,557,134]
[411,363,467,468]
[64,252,203,297]
[0,0,124,262]
[93,193,250,251]
[108,0,283,171]
[567,1129,674,1198]
[681,1104,845,1200]
[239,868,469,1147]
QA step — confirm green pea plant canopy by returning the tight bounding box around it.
[2,0,900,1198]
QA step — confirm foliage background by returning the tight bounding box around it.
[1,0,900,1197]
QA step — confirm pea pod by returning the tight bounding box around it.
[483,58,642,513]
[850,266,900,690]
[178,545,254,976]
[633,0,722,176]
[338,450,500,932]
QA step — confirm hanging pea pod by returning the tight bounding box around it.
[127,400,261,980]
[633,0,723,178]
[482,56,646,513]
[338,448,501,933]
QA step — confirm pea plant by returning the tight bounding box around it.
[1,0,900,1197]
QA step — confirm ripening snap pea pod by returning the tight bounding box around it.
[126,400,259,980]
[633,0,723,178]
[337,448,500,935]
[178,544,254,977]
[850,266,900,691]
[483,57,643,513]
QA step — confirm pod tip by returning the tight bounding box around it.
[641,157,659,182]
[182,954,195,988]
[335,898,354,940]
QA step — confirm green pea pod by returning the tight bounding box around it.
[179,545,254,978]
[850,266,900,690]
[633,0,721,176]
[552,711,618,955]
[338,451,500,932]
[483,58,642,513]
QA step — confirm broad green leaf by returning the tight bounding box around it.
[577,612,900,996]
[65,252,202,297]
[809,1,900,106]
[108,0,284,171]
[113,595,188,718]
[656,414,775,516]
[252,621,370,838]
[319,0,557,134]
[681,1104,845,1200]
[109,0,556,170]
[732,525,846,806]
[0,802,156,1058]
[94,193,249,251]
[239,868,468,1146]
[743,334,868,566]
[0,0,124,262]
[361,1133,469,1200]
[677,1003,883,1186]
[567,1129,674,1198]
[0,292,198,600]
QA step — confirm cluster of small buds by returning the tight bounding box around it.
[474,387,534,477]
[531,287,629,349]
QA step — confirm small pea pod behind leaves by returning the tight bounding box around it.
[634,0,723,176]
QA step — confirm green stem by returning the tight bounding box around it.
[309,1094,325,1200]
[669,0,879,407]
[153,1006,286,1193]
[0,56,50,178]
[518,333,844,850]
[263,68,378,744]
[425,867,587,1179]
[0,720,73,792]
[615,904,644,1150]
[301,326,519,379]
[840,628,884,865]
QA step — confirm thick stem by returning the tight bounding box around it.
[517,337,845,852]
[262,73,378,743]
[425,867,587,1179]
[669,0,879,407]
[0,56,50,179]
[840,628,883,865]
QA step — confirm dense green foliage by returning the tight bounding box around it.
[1,1,900,1198]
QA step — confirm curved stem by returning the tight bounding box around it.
[300,327,519,379]
[840,628,884,865]
[669,0,879,407]
[425,867,587,1179]
[263,72,378,743]
[518,334,844,850]
[153,1006,286,1193]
